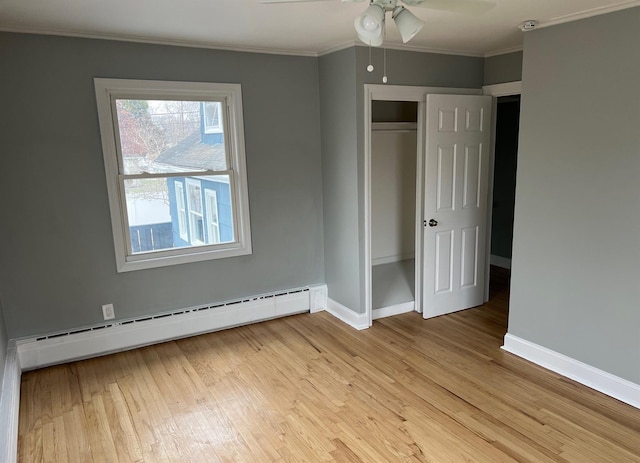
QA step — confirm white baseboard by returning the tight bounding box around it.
[325,298,370,330]
[309,284,328,313]
[373,301,415,320]
[17,287,312,371]
[0,341,20,463]
[490,254,512,269]
[502,334,640,409]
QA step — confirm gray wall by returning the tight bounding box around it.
[355,47,484,313]
[509,8,640,383]
[0,297,7,394]
[0,33,325,338]
[318,48,361,311]
[484,51,523,85]
[319,47,484,314]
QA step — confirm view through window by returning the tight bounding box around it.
[95,80,251,271]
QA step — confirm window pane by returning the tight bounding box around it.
[204,102,222,134]
[124,178,173,254]
[200,175,234,245]
[115,99,227,175]
[124,174,235,254]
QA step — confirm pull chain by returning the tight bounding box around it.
[367,43,374,72]
[382,47,388,83]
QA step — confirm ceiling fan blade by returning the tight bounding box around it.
[259,0,338,4]
[403,0,495,14]
[260,0,365,3]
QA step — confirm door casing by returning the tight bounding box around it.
[364,84,482,327]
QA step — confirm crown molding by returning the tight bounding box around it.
[537,0,640,29]
[484,46,523,58]
[317,40,359,56]
[2,1,639,60]
[366,42,484,57]
[0,26,321,57]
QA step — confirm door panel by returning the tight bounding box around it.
[435,230,454,294]
[423,94,492,318]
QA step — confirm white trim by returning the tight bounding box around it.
[483,81,522,97]
[175,181,188,241]
[204,188,221,244]
[309,285,328,313]
[371,122,418,132]
[372,253,415,266]
[203,101,223,134]
[325,298,369,331]
[318,40,359,56]
[490,254,512,269]
[366,84,481,102]
[364,84,483,325]
[364,86,374,329]
[17,288,311,371]
[372,301,415,320]
[538,1,640,30]
[414,101,425,313]
[94,78,252,272]
[0,27,321,57]
[484,46,524,58]
[186,178,205,245]
[482,80,521,301]
[0,341,20,463]
[351,43,484,58]
[502,334,640,410]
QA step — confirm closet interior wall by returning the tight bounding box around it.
[370,101,418,313]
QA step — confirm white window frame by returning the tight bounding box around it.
[175,181,188,241]
[205,189,221,244]
[94,78,252,272]
[186,178,205,245]
[203,101,223,134]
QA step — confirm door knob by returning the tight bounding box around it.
[428,219,438,227]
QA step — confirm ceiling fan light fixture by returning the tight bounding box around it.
[355,4,385,45]
[392,6,424,43]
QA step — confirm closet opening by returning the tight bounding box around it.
[370,100,419,319]
[488,95,520,299]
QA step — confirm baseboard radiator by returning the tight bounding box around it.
[17,285,327,371]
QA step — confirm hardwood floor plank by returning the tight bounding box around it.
[17,270,640,462]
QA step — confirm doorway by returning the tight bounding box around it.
[483,81,522,301]
[488,94,520,299]
[490,95,520,269]
[363,84,484,326]
[370,101,418,319]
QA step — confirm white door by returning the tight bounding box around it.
[423,94,492,318]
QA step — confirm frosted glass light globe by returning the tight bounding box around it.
[363,15,379,32]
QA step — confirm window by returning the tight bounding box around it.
[203,101,223,134]
[205,189,221,244]
[186,179,204,244]
[95,78,251,272]
[175,182,188,241]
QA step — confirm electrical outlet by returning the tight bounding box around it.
[102,303,115,320]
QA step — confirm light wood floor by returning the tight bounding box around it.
[18,269,640,462]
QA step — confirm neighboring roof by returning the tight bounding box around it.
[154,133,227,172]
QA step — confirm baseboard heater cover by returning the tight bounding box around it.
[17,286,321,371]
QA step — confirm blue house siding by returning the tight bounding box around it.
[130,223,173,253]
[168,177,233,248]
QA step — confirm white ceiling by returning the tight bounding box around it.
[0,0,638,56]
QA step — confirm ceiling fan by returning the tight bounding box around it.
[260,0,495,46]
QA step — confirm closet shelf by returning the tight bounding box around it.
[372,122,417,132]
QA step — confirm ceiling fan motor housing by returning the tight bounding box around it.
[373,0,398,12]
